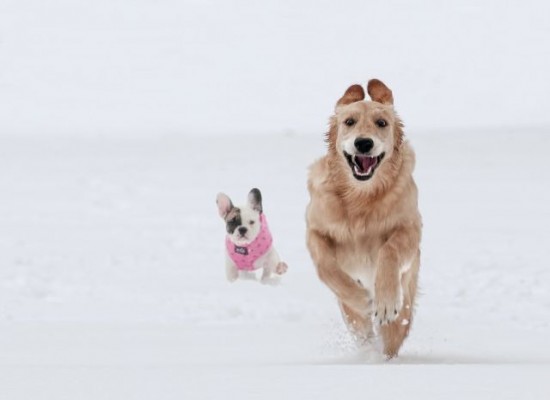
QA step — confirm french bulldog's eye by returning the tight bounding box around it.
[344,118,356,127]
[375,118,387,128]
[249,220,255,225]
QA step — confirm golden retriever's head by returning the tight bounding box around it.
[326,79,404,182]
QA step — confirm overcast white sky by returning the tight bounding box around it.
[1,0,549,136]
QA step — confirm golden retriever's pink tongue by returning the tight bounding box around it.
[356,155,377,172]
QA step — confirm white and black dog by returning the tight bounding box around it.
[216,188,288,282]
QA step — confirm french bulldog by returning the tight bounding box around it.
[216,188,288,282]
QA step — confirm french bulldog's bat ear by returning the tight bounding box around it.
[248,188,263,213]
[336,84,365,108]
[216,193,233,218]
[367,79,394,105]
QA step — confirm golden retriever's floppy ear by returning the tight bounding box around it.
[367,79,394,105]
[336,84,365,107]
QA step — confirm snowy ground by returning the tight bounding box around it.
[0,129,549,398]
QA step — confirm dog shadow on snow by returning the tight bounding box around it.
[311,352,547,365]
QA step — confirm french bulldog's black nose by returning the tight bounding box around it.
[238,226,248,236]
[354,138,374,154]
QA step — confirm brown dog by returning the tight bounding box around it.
[306,79,421,358]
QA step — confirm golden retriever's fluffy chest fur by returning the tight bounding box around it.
[332,233,381,294]
[306,142,418,291]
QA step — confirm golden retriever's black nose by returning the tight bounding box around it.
[238,226,248,235]
[354,138,374,153]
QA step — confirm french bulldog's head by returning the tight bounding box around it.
[216,188,263,246]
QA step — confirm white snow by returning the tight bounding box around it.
[1,130,549,398]
[1,0,550,398]
[1,0,550,136]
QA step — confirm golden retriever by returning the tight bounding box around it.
[306,79,421,358]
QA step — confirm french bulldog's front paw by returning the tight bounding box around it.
[374,287,403,326]
[275,262,288,275]
[226,268,239,282]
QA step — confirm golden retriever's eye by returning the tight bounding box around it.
[376,119,387,128]
[249,220,255,225]
[344,118,356,127]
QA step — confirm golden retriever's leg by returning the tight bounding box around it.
[380,254,419,358]
[339,299,374,343]
[307,230,371,314]
[374,225,421,325]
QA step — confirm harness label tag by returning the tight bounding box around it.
[234,245,248,255]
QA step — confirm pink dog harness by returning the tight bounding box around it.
[226,213,273,271]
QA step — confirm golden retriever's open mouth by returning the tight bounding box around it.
[344,151,385,181]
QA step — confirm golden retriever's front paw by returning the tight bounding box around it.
[373,286,403,325]
[348,292,372,316]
